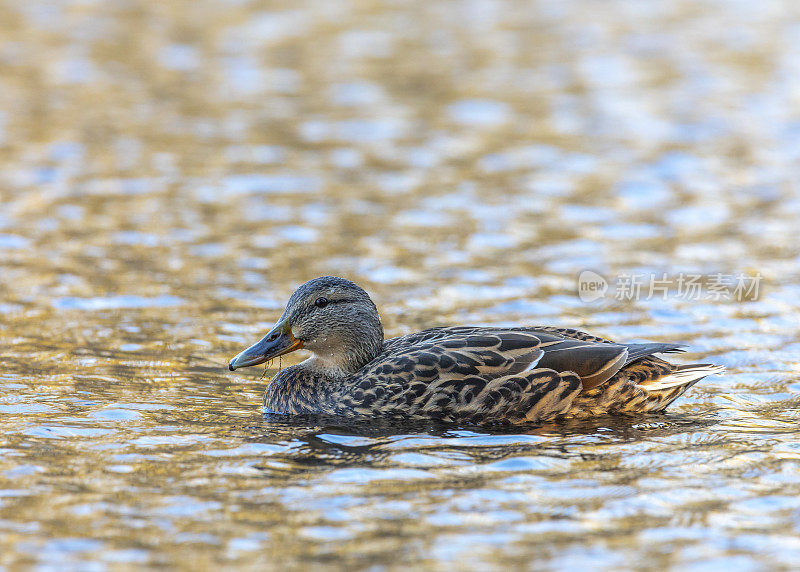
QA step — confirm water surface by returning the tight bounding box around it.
[2,0,800,569]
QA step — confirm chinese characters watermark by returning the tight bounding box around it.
[577,270,762,303]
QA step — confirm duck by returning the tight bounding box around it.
[228,276,723,424]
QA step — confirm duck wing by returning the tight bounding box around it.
[371,329,549,381]
[391,325,687,380]
[532,336,685,390]
[346,328,583,423]
[339,327,707,422]
[379,326,686,391]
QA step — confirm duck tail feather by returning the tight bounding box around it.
[638,363,725,392]
[623,342,687,365]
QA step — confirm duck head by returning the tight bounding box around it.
[229,276,384,376]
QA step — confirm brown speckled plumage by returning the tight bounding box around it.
[229,277,723,424]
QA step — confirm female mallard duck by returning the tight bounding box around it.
[229,276,722,424]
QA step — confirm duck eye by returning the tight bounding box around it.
[314,297,329,308]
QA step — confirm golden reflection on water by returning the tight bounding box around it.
[2,0,800,568]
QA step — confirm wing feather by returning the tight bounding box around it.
[343,326,702,422]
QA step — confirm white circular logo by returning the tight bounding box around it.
[577,270,608,302]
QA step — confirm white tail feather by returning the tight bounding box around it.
[637,364,725,391]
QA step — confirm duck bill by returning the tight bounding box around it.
[228,318,304,371]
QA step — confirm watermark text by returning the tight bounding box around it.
[577,270,762,303]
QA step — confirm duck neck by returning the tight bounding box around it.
[307,344,381,378]
[304,320,383,378]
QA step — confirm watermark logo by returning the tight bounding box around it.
[577,270,609,302]
[576,271,762,303]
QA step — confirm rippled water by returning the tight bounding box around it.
[2,0,800,569]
